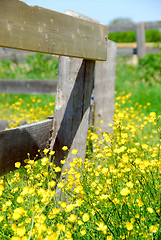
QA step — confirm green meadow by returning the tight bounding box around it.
[0,52,160,239]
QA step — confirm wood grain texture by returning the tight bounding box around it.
[0,79,57,94]
[94,40,117,133]
[0,0,108,60]
[50,11,96,176]
[0,119,53,176]
[52,57,95,173]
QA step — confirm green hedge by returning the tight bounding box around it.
[108,29,161,43]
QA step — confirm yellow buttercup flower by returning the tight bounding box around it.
[106,236,112,240]
[6,200,12,206]
[41,157,49,166]
[65,204,75,213]
[49,150,55,155]
[0,185,4,191]
[12,207,24,220]
[0,216,4,222]
[120,187,130,196]
[62,146,68,151]
[57,182,64,188]
[150,225,158,233]
[57,223,65,232]
[78,220,83,225]
[10,237,21,240]
[126,181,134,188]
[16,196,23,203]
[68,214,77,223]
[82,213,90,222]
[80,229,86,235]
[43,148,49,154]
[96,222,107,234]
[147,207,153,213]
[15,162,21,168]
[71,149,78,155]
[60,202,67,208]
[126,222,133,231]
[91,133,98,140]
[48,180,56,188]
[16,226,26,237]
[60,159,66,164]
[55,166,61,172]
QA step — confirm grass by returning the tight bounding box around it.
[0,93,55,128]
[0,53,58,80]
[115,53,161,115]
[0,53,57,127]
[0,92,160,240]
[0,52,160,123]
[0,52,160,117]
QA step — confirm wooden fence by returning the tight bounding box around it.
[0,79,57,95]
[109,21,161,58]
[0,0,117,177]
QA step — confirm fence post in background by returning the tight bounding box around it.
[50,11,100,177]
[94,40,117,133]
[136,22,146,58]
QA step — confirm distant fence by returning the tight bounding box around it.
[116,42,160,57]
[0,47,35,61]
[0,79,57,95]
[0,1,117,177]
[109,21,161,58]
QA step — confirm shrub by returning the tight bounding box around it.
[145,30,161,43]
[108,31,136,43]
[139,52,161,85]
[108,29,161,43]
[0,53,58,79]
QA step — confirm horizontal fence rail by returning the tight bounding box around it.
[117,42,160,48]
[0,118,53,176]
[0,79,57,94]
[0,47,35,61]
[117,42,160,56]
[109,21,161,33]
[117,48,160,57]
[0,0,108,61]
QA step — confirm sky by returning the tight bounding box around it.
[22,0,160,25]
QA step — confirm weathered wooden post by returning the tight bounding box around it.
[136,22,146,58]
[50,11,108,176]
[94,40,117,133]
[51,57,95,173]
